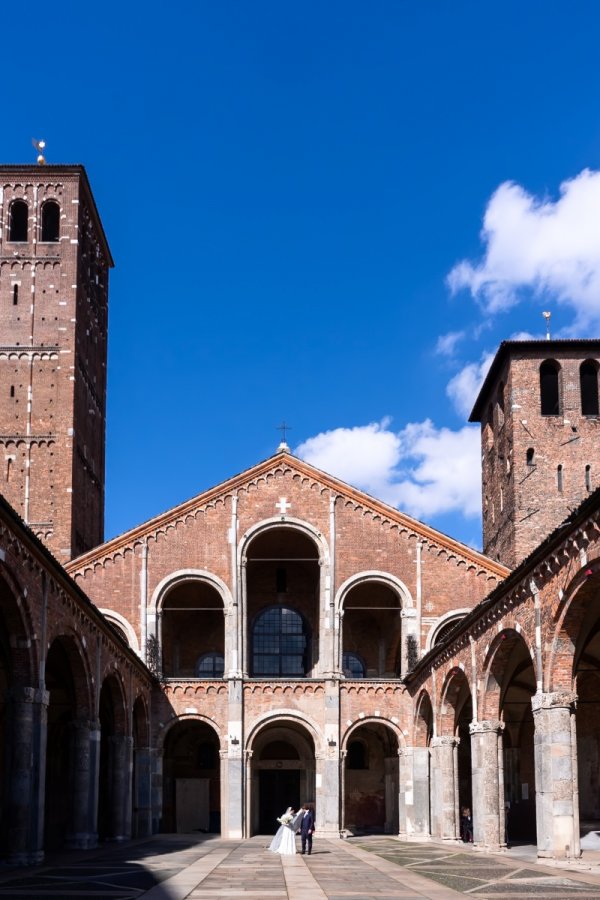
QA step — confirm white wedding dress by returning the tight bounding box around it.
[268,808,304,855]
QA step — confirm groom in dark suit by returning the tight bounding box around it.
[299,802,315,855]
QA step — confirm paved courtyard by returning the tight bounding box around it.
[1,835,600,899]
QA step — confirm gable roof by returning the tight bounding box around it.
[66,450,508,578]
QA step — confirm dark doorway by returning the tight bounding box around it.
[259,770,300,834]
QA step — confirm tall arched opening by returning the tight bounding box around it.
[246,528,320,676]
[98,674,129,841]
[132,696,151,838]
[249,720,316,835]
[485,630,537,845]
[44,638,83,850]
[162,719,221,834]
[161,580,225,678]
[555,572,600,842]
[341,579,402,677]
[342,721,399,834]
[440,668,473,821]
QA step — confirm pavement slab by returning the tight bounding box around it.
[1,834,600,899]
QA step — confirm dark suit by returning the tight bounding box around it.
[300,808,315,854]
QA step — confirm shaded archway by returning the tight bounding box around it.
[440,667,473,819]
[248,719,315,835]
[132,696,151,838]
[342,721,399,834]
[483,630,537,844]
[246,528,320,676]
[162,719,221,833]
[341,580,402,677]
[161,580,224,678]
[552,570,600,840]
[98,674,129,841]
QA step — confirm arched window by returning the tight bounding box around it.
[526,447,535,466]
[585,465,592,492]
[8,200,28,242]
[251,606,309,677]
[342,651,366,678]
[580,361,599,416]
[12,285,18,306]
[195,652,224,678]
[41,201,60,242]
[347,739,368,769]
[557,464,563,492]
[540,360,561,416]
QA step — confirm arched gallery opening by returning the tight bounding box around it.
[441,668,473,816]
[246,528,320,677]
[161,580,225,678]
[341,581,402,677]
[162,720,221,834]
[98,675,128,841]
[44,638,78,850]
[491,631,537,844]
[249,721,315,835]
[132,696,151,838]
[563,574,600,840]
[342,722,399,834]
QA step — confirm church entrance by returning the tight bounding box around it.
[258,770,301,834]
[248,721,315,835]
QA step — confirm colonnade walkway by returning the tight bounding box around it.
[1,834,600,899]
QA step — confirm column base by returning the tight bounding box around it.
[65,833,99,850]
[7,849,44,866]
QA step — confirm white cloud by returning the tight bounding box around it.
[435,330,466,357]
[447,169,600,331]
[295,418,481,522]
[446,352,494,419]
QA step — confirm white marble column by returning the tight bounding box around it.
[532,691,580,860]
[470,720,505,851]
[430,736,460,840]
[399,745,430,838]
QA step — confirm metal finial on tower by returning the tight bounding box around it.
[32,139,46,165]
[276,421,292,452]
[542,311,551,340]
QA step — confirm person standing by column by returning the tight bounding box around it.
[300,802,315,855]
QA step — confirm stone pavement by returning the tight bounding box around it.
[2,834,600,899]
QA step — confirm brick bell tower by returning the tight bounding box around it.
[470,339,600,569]
[0,162,113,561]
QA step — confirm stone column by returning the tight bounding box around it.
[8,687,48,865]
[225,677,244,838]
[132,746,153,838]
[66,718,99,849]
[108,734,133,841]
[532,691,580,860]
[470,720,505,851]
[320,679,340,835]
[430,736,460,840]
[151,748,161,834]
[401,745,430,837]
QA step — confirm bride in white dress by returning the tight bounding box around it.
[268,807,304,855]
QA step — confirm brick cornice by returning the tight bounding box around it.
[66,451,508,579]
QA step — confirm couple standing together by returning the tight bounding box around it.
[269,803,315,856]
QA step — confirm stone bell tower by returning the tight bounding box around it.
[470,339,600,569]
[0,163,113,560]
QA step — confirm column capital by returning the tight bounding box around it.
[469,719,504,735]
[531,690,577,712]
[430,735,459,748]
[10,686,49,706]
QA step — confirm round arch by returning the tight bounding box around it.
[238,516,330,567]
[100,609,140,654]
[151,569,234,612]
[479,628,537,721]
[341,717,401,834]
[157,713,224,752]
[160,715,222,834]
[341,716,404,751]
[0,564,37,685]
[334,570,413,611]
[245,708,324,755]
[425,609,471,653]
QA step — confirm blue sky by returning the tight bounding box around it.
[4,2,600,550]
